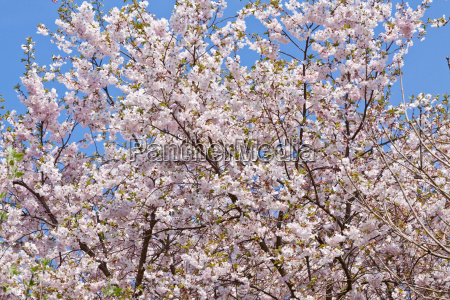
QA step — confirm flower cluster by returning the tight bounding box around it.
[0,0,448,299]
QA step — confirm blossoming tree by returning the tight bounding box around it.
[0,0,448,299]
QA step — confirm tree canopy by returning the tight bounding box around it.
[0,0,449,299]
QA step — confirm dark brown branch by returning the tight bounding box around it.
[79,241,111,277]
[258,239,297,299]
[13,180,58,226]
[13,180,112,278]
[134,210,157,294]
[336,256,353,299]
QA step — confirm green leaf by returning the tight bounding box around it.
[1,284,10,293]
[0,212,8,222]
[41,258,51,267]
[102,284,123,297]
[8,264,19,277]
[13,152,24,161]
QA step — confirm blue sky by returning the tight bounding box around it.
[1,0,450,114]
